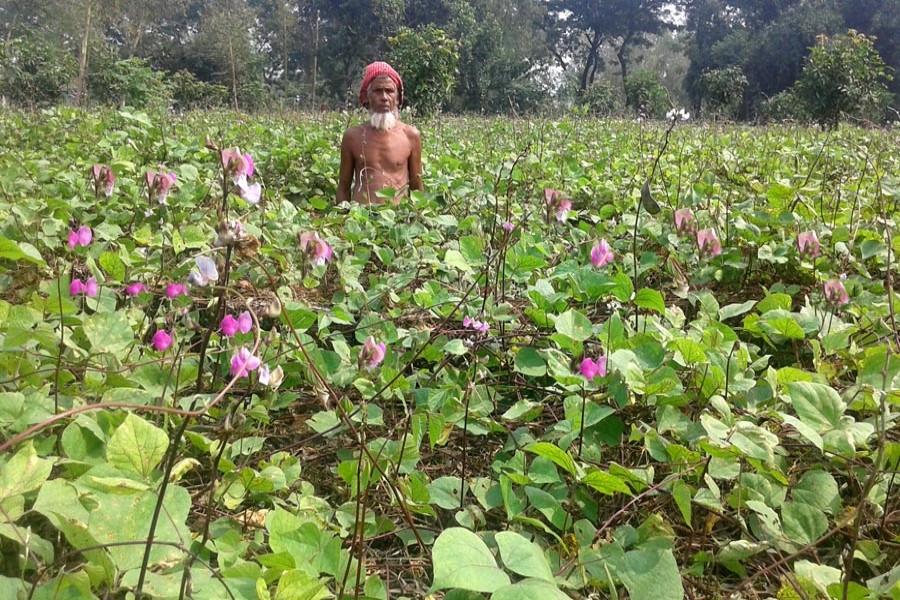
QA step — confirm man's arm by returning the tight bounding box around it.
[407,126,424,193]
[337,130,355,203]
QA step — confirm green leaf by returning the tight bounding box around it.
[83,311,135,355]
[0,235,45,265]
[495,532,554,583]
[580,469,632,496]
[553,309,593,342]
[634,288,665,314]
[671,479,692,528]
[98,252,126,282]
[756,293,792,313]
[443,339,469,355]
[106,414,169,478]
[430,528,510,593]
[0,442,53,498]
[526,442,576,476]
[781,501,828,545]
[444,249,472,273]
[787,382,844,431]
[274,570,329,600]
[514,347,546,376]
[491,579,570,600]
[616,545,684,600]
[792,470,840,516]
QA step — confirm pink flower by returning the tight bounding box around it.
[674,208,694,235]
[463,316,489,333]
[67,225,92,248]
[91,164,115,197]
[360,336,387,368]
[555,198,572,222]
[299,232,333,267]
[221,147,255,182]
[152,330,173,352]
[124,282,146,297]
[165,282,188,298]
[230,346,261,378]
[545,188,572,222]
[69,279,85,296]
[590,239,614,268]
[824,278,849,306]
[579,356,608,380]
[696,228,722,258]
[146,170,177,204]
[236,178,261,205]
[797,231,820,259]
[502,221,514,232]
[221,311,252,337]
[69,277,97,297]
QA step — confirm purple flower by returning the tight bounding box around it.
[579,356,608,380]
[360,336,386,368]
[674,209,694,235]
[124,282,146,297]
[696,228,722,258]
[152,330,173,352]
[463,316,489,333]
[221,311,252,337]
[165,282,188,298]
[299,232,333,267]
[555,198,572,222]
[797,231,820,259]
[230,346,261,378]
[69,277,97,297]
[590,239,614,268]
[824,278,849,306]
[187,256,219,287]
[502,221,514,232]
[69,279,85,296]
[67,225,92,249]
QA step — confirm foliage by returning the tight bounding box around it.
[170,70,230,110]
[388,26,459,116]
[0,107,900,600]
[793,30,893,127]
[86,45,170,110]
[578,79,623,116]
[624,69,669,118]
[760,89,809,122]
[696,66,748,118]
[0,35,76,106]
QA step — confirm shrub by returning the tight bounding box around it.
[170,70,230,110]
[793,30,893,127]
[579,80,623,117]
[388,26,459,116]
[87,45,170,110]
[697,67,748,119]
[0,36,76,107]
[624,70,669,119]
[760,89,808,122]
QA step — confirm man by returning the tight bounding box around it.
[337,61,424,204]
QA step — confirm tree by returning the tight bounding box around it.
[793,29,892,127]
[388,26,459,115]
[548,0,677,93]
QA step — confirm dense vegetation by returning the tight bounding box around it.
[0,107,898,599]
[1,0,899,122]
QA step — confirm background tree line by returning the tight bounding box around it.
[0,0,896,124]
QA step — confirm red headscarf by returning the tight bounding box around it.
[359,61,403,107]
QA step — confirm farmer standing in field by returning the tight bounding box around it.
[336,61,424,204]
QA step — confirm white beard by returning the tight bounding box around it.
[369,110,398,131]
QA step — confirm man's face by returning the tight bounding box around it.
[367,76,399,114]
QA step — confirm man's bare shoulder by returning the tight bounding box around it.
[401,123,421,142]
[342,125,365,142]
